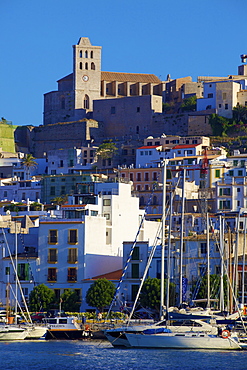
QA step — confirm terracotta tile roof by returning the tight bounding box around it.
[101,71,162,83]
[138,145,161,149]
[90,269,122,280]
[172,144,198,149]
[57,71,162,84]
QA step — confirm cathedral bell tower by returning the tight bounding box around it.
[73,37,101,112]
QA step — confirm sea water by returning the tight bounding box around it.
[1,340,247,370]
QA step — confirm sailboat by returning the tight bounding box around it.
[1,225,47,340]
[106,161,244,349]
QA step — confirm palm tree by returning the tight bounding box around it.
[21,154,37,180]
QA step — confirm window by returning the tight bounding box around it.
[50,186,55,196]
[4,191,7,197]
[131,263,139,278]
[91,62,95,70]
[219,188,231,196]
[103,199,111,206]
[219,200,231,210]
[215,169,220,178]
[237,188,241,193]
[54,289,60,301]
[17,263,29,281]
[85,62,88,70]
[67,268,77,282]
[153,172,157,181]
[47,268,57,282]
[79,62,82,70]
[137,173,141,181]
[60,160,64,167]
[222,93,227,100]
[111,106,116,114]
[90,51,93,58]
[136,126,139,134]
[22,193,26,200]
[60,186,66,195]
[49,230,58,244]
[68,248,78,263]
[84,51,88,58]
[238,170,243,176]
[229,170,234,176]
[68,229,78,244]
[104,213,110,220]
[207,93,213,98]
[84,94,89,109]
[144,173,149,181]
[137,107,140,113]
[200,243,207,255]
[61,97,65,109]
[79,50,82,58]
[225,104,228,110]
[48,249,58,263]
[131,285,139,301]
[233,160,238,166]
[132,246,140,260]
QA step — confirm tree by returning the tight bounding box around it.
[233,104,247,123]
[193,274,227,308]
[60,289,81,312]
[29,284,55,312]
[86,278,116,312]
[21,153,37,180]
[180,95,197,112]
[51,195,68,205]
[208,114,231,136]
[140,277,176,313]
[96,140,118,160]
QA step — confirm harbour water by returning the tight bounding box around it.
[1,340,247,370]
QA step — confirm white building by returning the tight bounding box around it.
[37,181,159,310]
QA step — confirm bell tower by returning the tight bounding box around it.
[73,37,102,111]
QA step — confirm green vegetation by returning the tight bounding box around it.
[29,284,55,311]
[96,140,118,160]
[51,195,68,205]
[193,274,227,308]
[60,289,81,312]
[140,277,176,313]
[21,153,37,180]
[209,105,247,136]
[86,278,116,311]
[180,95,197,112]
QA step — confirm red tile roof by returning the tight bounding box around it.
[138,145,160,150]
[172,144,198,149]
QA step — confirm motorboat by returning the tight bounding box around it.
[44,315,92,340]
[0,324,28,341]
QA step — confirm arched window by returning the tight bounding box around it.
[85,62,88,70]
[79,62,82,70]
[79,50,82,58]
[91,62,95,70]
[61,97,65,109]
[85,50,88,58]
[84,95,89,110]
[90,51,93,58]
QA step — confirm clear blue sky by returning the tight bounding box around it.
[0,0,246,126]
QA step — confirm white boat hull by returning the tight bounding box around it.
[125,332,242,350]
[0,326,27,341]
[25,326,47,339]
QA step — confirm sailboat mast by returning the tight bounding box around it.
[242,216,246,306]
[15,222,18,324]
[219,215,225,311]
[179,168,186,306]
[206,212,210,309]
[166,189,173,318]
[160,159,168,320]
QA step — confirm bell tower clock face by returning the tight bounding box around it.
[82,75,89,82]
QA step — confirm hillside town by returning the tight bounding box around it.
[1,37,247,315]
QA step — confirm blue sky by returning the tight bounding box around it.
[0,0,246,126]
